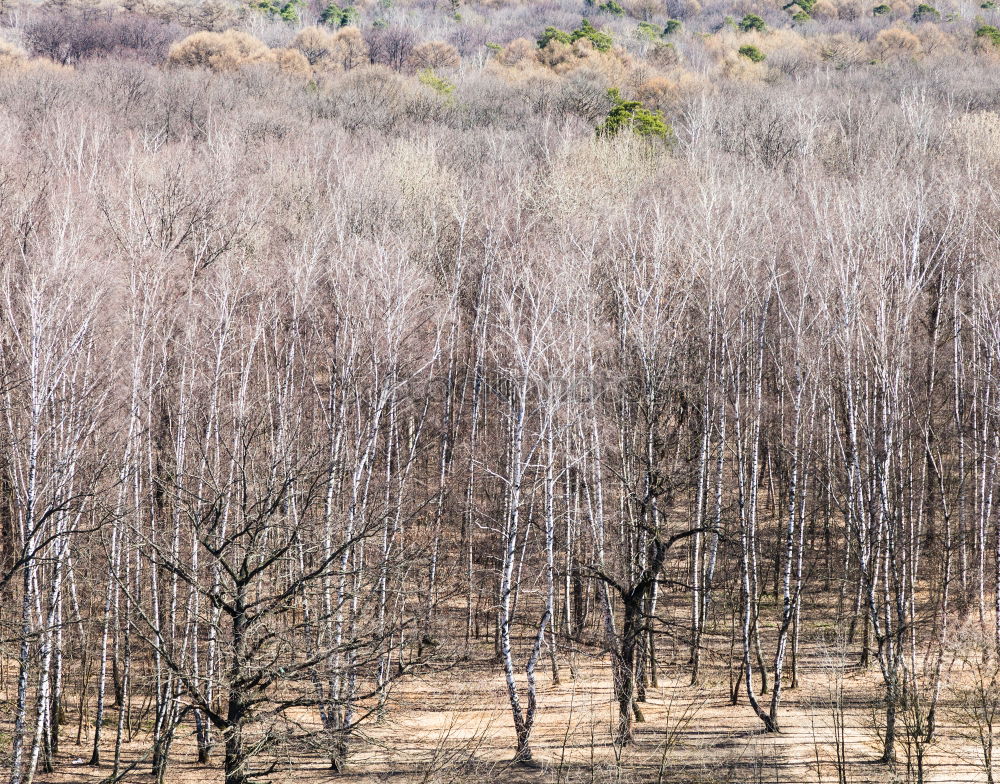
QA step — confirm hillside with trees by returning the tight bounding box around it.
[1,0,1000,783]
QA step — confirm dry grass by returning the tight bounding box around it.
[20,608,1000,784]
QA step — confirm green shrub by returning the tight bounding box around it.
[598,0,625,14]
[783,0,813,17]
[911,3,940,20]
[319,2,359,26]
[738,13,767,31]
[254,0,303,21]
[637,21,661,39]
[663,18,683,34]
[983,1,997,8]
[976,23,1000,43]
[738,43,766,60]
[574,18,614,50]
[785,0,816,13]
[538,26,573,47]
[539,19,613,51]
[872,3,892,13]
[418,68,456,99]
[597,87,674,141]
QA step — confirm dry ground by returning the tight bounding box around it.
[21,634,995,784]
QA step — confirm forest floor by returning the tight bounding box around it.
[27,630,994,784]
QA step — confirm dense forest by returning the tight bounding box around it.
[0,0,1000,782]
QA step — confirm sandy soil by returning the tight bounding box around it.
[25,636,994,784]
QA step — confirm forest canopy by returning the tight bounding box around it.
[1,1,1000,784]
